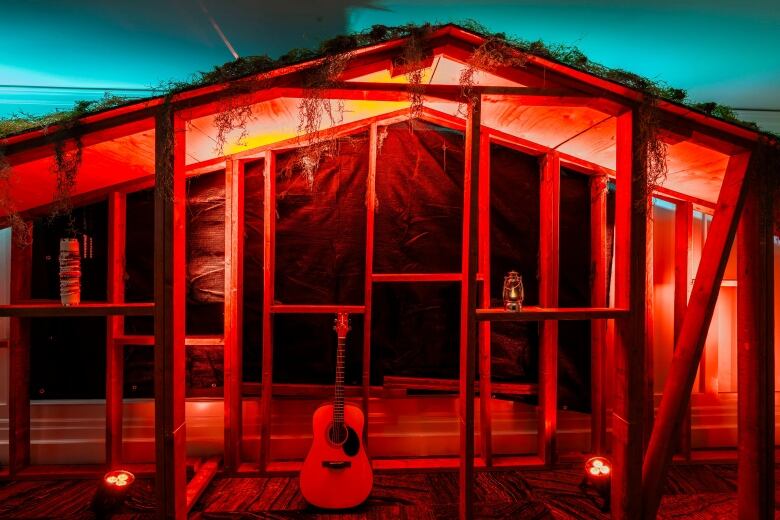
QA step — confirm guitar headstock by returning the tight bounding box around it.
[333,312,351,339]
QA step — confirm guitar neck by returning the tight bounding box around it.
[333,336,346,427]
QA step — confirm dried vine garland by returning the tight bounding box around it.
[0,150,32,247]
[51,135,83,235]
[397,25,435,124]
[293,52,352,187]
[636,98,669,206]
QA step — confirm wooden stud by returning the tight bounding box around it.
[224,158,245,472]
[362,123,378,446]
[458,96,481,520]
[736,157,774,519]
[106,191,126,467]
[259,150,276,472]
[641,151,752,520]
[538,150,560,466]
[8,222,32,476]
[611,109,648,520]
[674,201,693,459]
[477,131,492,465]
[644,203,654,451]
[153,107,188,519]
[589,174,608,454]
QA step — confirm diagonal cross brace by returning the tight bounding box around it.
[641,150,752,519]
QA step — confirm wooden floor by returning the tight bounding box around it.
[0,464,776,518]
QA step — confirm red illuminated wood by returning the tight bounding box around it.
[0,302,154,317]
[8,222,32,476]
[362,123,378,445]
[644,204,654,451]
[106,191,126,467]
[737,158,774,520]
[371,272,461,282]
[269,304,366,314]
[383,376,537,395]
[641,151,751,520]
[260,150,276,472]
[674,201,693,459]
[612,109,647,520]
[476,307,627,321]
[224,158,245,472]
[185,456,220,512]
[538,151,560,466]
[153,107,188,519]
[589,175,608,454]
[477,131,492,465]
[113,335,223,347]
[458,97,481,520]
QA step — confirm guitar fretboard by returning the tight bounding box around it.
[333,336,346,429]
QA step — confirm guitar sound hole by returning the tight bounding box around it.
[327,423,348,446]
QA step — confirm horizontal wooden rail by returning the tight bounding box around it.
[113,335,224,347]
[185,456,220,512]
[372,273,462,282]
[383,376,537,395]
[0,302,154,317]
[241,382,382,397]
[476,306,628,322]
[269,304,366,314]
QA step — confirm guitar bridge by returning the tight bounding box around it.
[322,461,351,469]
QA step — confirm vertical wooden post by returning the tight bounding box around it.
[154,106,187,519]
[458,97,481,520]
[737,157,774,520]
[644,203,654,451]
[106,191,126,467]
[641,151,751,520]
[674,201,692,459]
[362,123,378,447]
[589,174,608,454]
[477,131,492,465]
[612,109,647,520]
[538,150,560,466]
[259,150,276,471]
[224,158,245,472]
[8,222,32,475]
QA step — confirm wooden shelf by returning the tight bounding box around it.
[0,301,154,318]
[270,304,365,314]
[476,306,629,322]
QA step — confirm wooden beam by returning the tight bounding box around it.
[476,307,627,321]
[259,150,276,472]
[641,150,752,520]
[223,158,245,472]
[372,272,461,283]
[362,123,378,447]
[589,174,609,454]
[153,106,188,519]
[611,109,647,520]
[106,191,126,467]
[644,203,654,452]
[458,96,481,520]
[0,302,154,317]
[185,456,220,512]
[8,222,32,476]
[538,151,560,466]
[674,201,693,459]
[736,157,774,519]
[477,130,492,466]
[269,304,365,314]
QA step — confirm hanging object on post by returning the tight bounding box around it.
[59,237,81,306]
[503,270,524,311]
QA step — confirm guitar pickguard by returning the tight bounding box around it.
[342,426,360,457]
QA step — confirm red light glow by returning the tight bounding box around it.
[585,457,611,479]
[103,470,135,488]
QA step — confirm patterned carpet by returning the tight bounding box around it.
[0,465,776,519]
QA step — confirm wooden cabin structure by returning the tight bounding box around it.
[0,24,777,519]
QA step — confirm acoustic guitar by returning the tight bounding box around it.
[299,313,373,509]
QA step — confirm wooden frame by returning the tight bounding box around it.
[1,26,774,520]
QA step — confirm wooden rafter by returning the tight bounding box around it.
[641,150,752,519]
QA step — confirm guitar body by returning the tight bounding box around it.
[300,403,373,509]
